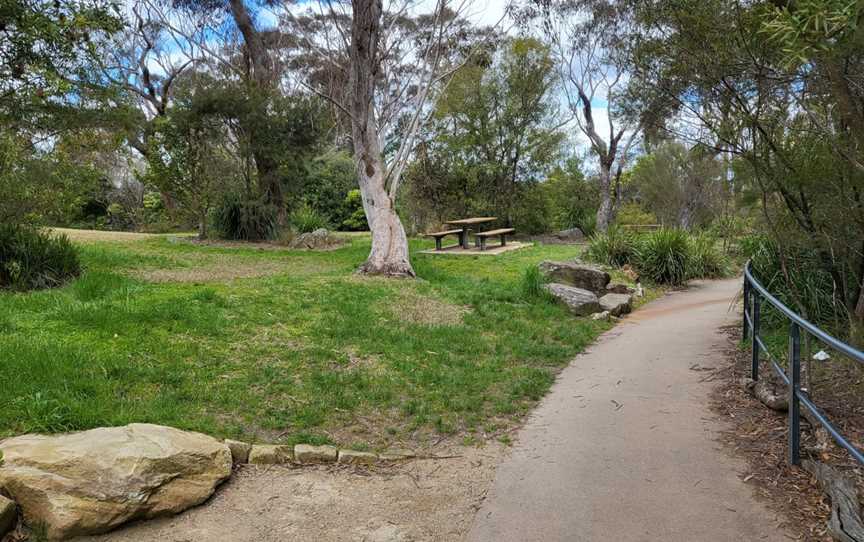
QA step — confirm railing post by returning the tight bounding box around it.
[751,294,760,381]
[788,322,801,466]
[742,276,751,341]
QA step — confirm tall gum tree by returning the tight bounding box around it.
[287,0,483,276]
[517,0,640,232]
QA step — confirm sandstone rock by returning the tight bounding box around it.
[591,311,611,321]
[0,495,16,539]
[554,228,585,242]
[379,449,417,461]
[605,283,634,295]
[294,444,338,464]
[599,293,633,317]
[0,424,231,540]
[545,283,601,316]
[288,228,344,250]
[224,439,252,464]
[621,264,639,282]
[248,445,293,465]
[538,261,610,293]
[337,450,378,465]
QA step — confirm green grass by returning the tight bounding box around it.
[0,234,613,449]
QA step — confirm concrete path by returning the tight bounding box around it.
[469,279,790,542]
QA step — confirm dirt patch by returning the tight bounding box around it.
[77,443,504,542]
[389,289,469,327]
[711,325,840,541]
[49,228,187,244]
[135,261,288,283]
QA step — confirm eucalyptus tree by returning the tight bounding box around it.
[516,0,640,232]
[284,0,488,276]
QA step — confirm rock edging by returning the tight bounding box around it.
[235,441,415,467]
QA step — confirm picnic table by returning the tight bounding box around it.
[445,217,496,249]
[423,216,516,251]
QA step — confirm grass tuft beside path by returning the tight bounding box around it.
[1,233,618,449]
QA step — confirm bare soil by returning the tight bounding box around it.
[73,443,504,542]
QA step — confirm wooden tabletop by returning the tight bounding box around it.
[445,217,497,225]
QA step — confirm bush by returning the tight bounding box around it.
[615,202,657,226]
[687,233,728,279]
[742,236,841,328]
[585,227,637,267]
[341,190,368,231]
[212,195,278,241]
[291,204,329,233]
[0,224,81,291]
[633,228,691,285]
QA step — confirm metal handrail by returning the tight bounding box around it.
[743,261,864,466]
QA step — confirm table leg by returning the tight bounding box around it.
[462,229,470,249]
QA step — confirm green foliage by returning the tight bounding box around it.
[0,225,81,291]
[742,236,843,328]
[341,190,368,231]
[143,98,239,237]
[585,227,637,267]
[761,0,860,66]
[628,142,725,229]
[686,233,728,279]
[404,37,566,232]
[615,202,657,226]
[212,194,278,241]
[298,150,360,229]
[290,203,329,233]
[542,157,598,234]
[587,227,729,285]
[633,228,691,285]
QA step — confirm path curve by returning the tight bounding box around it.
[468,278,790,542]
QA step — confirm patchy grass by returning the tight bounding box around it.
[0,232,619,450]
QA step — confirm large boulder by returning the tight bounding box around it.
[0,423,232,540]
[545,284,601,316]
[539,261,610,294]
[554,228,585,243]
[599,293,633,317]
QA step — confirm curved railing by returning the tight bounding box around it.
[743,261,864,465]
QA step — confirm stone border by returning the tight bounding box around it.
[224,440,416,467]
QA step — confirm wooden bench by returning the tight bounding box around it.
[424,228,464,251]
[475,228,515,250]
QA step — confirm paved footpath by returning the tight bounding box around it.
[469,279,791,542]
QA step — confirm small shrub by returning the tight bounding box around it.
[291,204,329,233]
[0,224,81,291]
[585,226,637,267]
[212,195,278,241]
[687,233,728,279]
[634,228,690,285]
[341,189,368,231]
[615,203,657,226]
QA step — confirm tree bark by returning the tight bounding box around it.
[349,0,415,277]
[596,162,613,232]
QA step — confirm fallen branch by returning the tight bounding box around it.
[803,460,864,542]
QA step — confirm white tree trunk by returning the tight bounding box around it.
[348,0,415,277]
[595,163,613,232]
[356,155,414,277]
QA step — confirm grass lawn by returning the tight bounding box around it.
[0,233,634,450]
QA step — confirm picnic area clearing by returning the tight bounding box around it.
[0,230,635,451]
